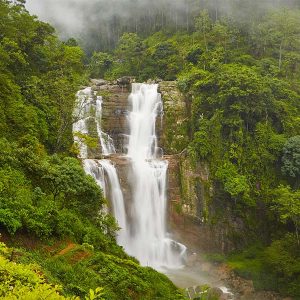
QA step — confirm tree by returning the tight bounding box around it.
[189,64,275,132]
[42,157,104,218]
[150,42,182,80]
[273,185,300,245]
[89,52,113,78]
[255,9,300,70]
[195,9,212,50]
[210,20,233,50]
[282,136,300,185]
[215,161,251,205]
[185,46,204,65]
[113,33,144,76]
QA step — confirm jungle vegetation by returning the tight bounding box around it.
[87,2,300,297]
[1,0,300,298]
[0,1,185,299]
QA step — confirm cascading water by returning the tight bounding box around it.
[124,83,186,269]
[74,87,124,243]
[83,159,106,196]
[97,159,128,246]
[73,87,92,158]
[74,84,234,294]
[83,159,128,245]
[74,83,186,271]
[73,87,115,157]
[95,97,116,155]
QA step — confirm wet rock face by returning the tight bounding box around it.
[108,155,134,220]
[116,76,134,87]
[91,78,107,87]
[95,84,131,154]
[93,81,167,216]
[159,83,225,253]
[160,82,243,254]
[166,152,244,254]
[92,79,241,254]
[159,81,189,154]
[96,81,166,155]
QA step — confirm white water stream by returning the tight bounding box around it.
[95,97,116,155]
[74,84,186,270]
[73,87,115,158]
[83,159,128,246]
[125,83,186,269]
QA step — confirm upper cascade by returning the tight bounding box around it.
[73,87,116,158]
[127,83,163,160]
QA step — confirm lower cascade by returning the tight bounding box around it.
[83,159,128,246]
[74,83,186,270]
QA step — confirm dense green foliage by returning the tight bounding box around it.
[0,0,117,248]
[0,241,110,300]
[0,137,120,253]
[17,244,183,300]
[178,9,300,298]
[2,0,300,298]
[0,0,85,153]
[0,242,77,300]
[89,32,184,81]
[87,3,300,298]
[0,1,186,299]
[176,10,300,297]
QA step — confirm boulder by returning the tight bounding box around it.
[90,79,107,86]
[207,287,224,300]
[117,76,133,87]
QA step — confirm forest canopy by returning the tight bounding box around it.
[1,0,300,298]
[0,1,186,299]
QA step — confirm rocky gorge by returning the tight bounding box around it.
[82,78,289,300]
[88,79,238,254]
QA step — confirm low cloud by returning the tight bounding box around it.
[25,0,299,51]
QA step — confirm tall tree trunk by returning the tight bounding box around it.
[279,40,283,71]
[295,220,299,246]
[186,1,189,32]
[204,32,208,51]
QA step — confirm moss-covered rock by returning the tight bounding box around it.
[159,81,190,155]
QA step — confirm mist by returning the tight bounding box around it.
[25,0,299,53]
[26,0,190,36]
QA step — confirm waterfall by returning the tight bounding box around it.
[73,87,92,158]
[73,87,115,157]
[74,83,186,271]
[83,159,106,195]
[95,97,116,155]
[125,83,186,269]
[97,159,128,246]
[83,159,128,245]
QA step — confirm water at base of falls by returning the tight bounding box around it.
[74,83,186,271]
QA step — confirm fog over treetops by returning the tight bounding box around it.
[25,0,299,52]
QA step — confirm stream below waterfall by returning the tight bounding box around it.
[73,83,234,298]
